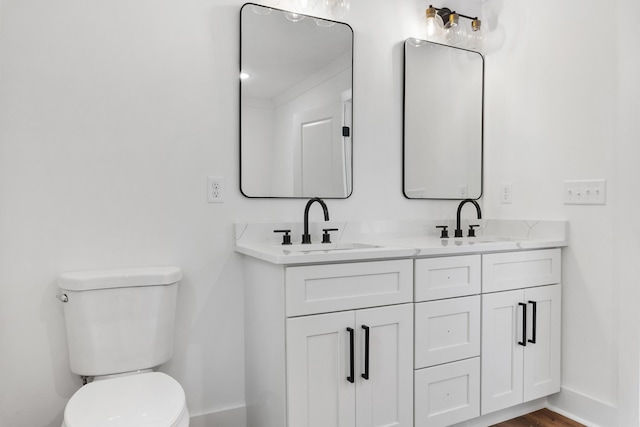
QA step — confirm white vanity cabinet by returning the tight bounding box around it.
[413,249,562,426]
[243,257,414,427]
[240,225,566,427]
[413,255,482,427]
[481,249,562,415]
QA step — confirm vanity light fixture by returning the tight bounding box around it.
[425,5,482,50]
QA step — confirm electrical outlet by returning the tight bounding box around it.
[501,183,512,204]
[564,179,606,205]
[207,176,225,203]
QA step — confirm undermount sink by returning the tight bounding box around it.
[279,242,382,253]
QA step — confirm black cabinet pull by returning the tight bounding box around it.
[346,327,355,383]
[528,300,537,344]
[518,302,527,347]
[361,325,370,380]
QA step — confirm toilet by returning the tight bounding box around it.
[57,266,189,427]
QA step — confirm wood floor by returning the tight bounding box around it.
[492,408,585,427]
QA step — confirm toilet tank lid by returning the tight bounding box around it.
[58,266,182,291]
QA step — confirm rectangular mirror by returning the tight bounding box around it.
[240,3,354,198]
[403,39,484,200]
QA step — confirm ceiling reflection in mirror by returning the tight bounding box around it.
[403,39,483,200]
[240,3,354,198]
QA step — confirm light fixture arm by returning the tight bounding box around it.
[428,5,481,30]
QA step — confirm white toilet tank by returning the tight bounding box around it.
[58,266,182,377]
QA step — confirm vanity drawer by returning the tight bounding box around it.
[415,295,480,368]
[415,255,481,301]
[415,357,480,427]
[482,249,561,293]
[285,259,413,316]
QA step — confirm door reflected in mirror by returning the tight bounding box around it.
[403,39,483,200]
[240,3,354,198]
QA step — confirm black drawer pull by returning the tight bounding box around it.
[518,302,527,347]
[361,325,370,380]
[528,300,537,344]
[347,327,355,383]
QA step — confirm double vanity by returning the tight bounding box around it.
[236,3,561,425]
[236,217,567,427]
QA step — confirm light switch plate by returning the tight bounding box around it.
[564,179,606,205]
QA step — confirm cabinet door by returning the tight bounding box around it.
[523,284,561,402]
[481,290,525,415]
[287,311,356,427]
[355,304,413,427]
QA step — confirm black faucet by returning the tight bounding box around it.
[455,199,482,238]
[302,197,330,244]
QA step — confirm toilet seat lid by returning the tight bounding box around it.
[64,372,186,427]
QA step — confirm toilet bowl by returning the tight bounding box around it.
[62,372,189,427]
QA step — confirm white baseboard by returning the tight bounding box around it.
[189,406,247,427]
[450,398,547,427]
[187,388,615,427]
[548,386,618,427]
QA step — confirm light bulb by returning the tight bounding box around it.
[294,0,318,14]
[424,6,444,40]
[467,19,483,51]
[445,13,468,46]
[325,0,350,20]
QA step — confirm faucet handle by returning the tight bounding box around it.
[468,224,480,237]
[435,225,449,239]
[274,229,292,245]
[322,228,339,244]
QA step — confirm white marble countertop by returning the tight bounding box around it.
[234,219,568,265]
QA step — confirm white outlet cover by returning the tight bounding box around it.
[501,183,512,204]
[207,176,225,203]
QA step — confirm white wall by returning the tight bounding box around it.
[481,0,640,425]
[0,1,460,426]
[0,1,251,425]
[615,0,640,425]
